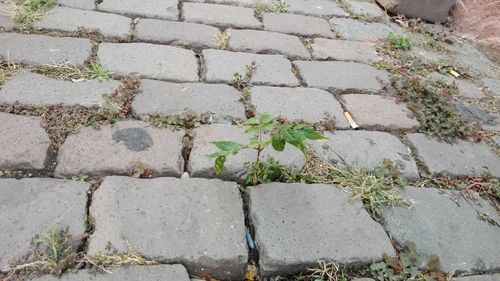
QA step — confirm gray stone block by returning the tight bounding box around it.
[132,79,246,120]
[0,113,51,170]
[202,49,299,87]
[98,0,178,20]
[57,0,95,10]
[35,6,132,38]
[251,86,349,127]
[88,176,248,280]
[376,0,456,23]
[54,121,184,178]
[329,18,396,41]
[0,33,91,66]
[406,133,500,177]
[182,2,262,29]
[0,178,88,270]
[135,19,218,49]
[381,186,500,273]
[452,274,500,281]
[342,94,419,130]
[248,183,395,276]
[227,29,310,59]
[0,3,15,31]
[311,38,379,64]
[286,0,348,16]
[98,43,198,82]
[187,124,306,182]
[483,78,500,96]
[204,0,257,6]
[350,1,385,18]
[293,61,390,94]
[263,13,335,38]
[0,72,119,107]
[429,72,486,99]
[312,130,420,179]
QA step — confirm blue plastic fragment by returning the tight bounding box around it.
[246,229,255,250]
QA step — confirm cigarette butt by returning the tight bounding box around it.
[344,112,359,129]
[449,69,460,78]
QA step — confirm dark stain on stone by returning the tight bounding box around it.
[112,128,153,152]
[397,152,411,161]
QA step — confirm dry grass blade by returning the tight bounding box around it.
[307,260,346,281]
[0,59,22,87]
[31,61,85,81]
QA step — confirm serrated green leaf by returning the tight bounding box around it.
[212,141,241,152]
[302,127,327,140]
[244,126,260,134]
[242,116,259,125]
[214,155,226,175]
[271,136,285,151]
[259,114,275,124]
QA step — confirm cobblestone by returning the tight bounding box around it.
[430,72,486,99]
[263,13,335,38]
[349,1,385,18]
[452,274,500,281]
[97,0,178,20]
[57,0,95,10]
[286,0,348,16]
[329,18,397,41]
[182,2,261,29]
[311,38,379,64]
[483,78,500,96]
[0,3,14,31]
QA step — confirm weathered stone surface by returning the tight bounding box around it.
[263,13,335,38]
[381,186,500,273]
[54,121,184,177]
[202,0,257,6]
[57,0,95,10]
[452,274,500,281]
[293,61,390,94]
[135,19,218,49]
[98,0,178,20]
[251,86,349,127]
[0,178,88,270]
[187,125,306,182]
[286,0,347,17]
[98,43,198,82]
[342,94,419,130]
[411,46,449,64]
[32,265,191,281]
[313,131,419,179]
[483,78,500,96]
[0,3,15,31]
[311,38,379,64]
[376,0,456,23]
[350,1,385,18]
[329,18,396,41]
[452,102,499,129]
[203,49,299,87]
[430,72,486,99]
[0,113,51,170]
[182,3,261,29]
[227,29,310,59]
[35,6,132,38]
[132,79,246,120]
[248,183,395,276]
[0,33,91,66]
[0,72,119,107]
[449,43,496,76]
[406,133,500,177]
[88,176,248,279]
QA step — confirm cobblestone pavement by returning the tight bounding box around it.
[0,0,499,280]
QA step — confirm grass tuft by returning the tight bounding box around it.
[0,59,22,87]
[216,31,230,50]
[84,61,112,80]
[383,32,412,51]
[254,0,288,14]
[11,0,55,29]
[31,61,84,81]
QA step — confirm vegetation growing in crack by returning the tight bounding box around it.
[216,31,230,50]
[84,61,112,80]
[0,59,22,87]
[145,110,217,130]
[11,0,55,29]
[233,62,257,118]
[383,32,412,51]
[254,0,288,14]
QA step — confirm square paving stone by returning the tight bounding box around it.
[0,72,120,107]
[329,18,397,41]
[88,176,248,279]
[202,49,299,87]
[0,178,89,270]
[311,38,379,64]
[97,0,178,20]
[135,19,219,49]
[227,29,310,59]
[406,133,500,177]
[187,124,306,182]
[54,121,185,178]
[35,6,132,38]
[312,131,420,179]
[342,94,419,130]
[0,113,51,170]
[57,0,96,10]
[263,13,335,38]
[380,186,500,274]
[98,43,198,82]
[182,2,262,29]
[248,182,395,276]
[293,61,390,94]
[0,33,91,66]
[251,86,349,127]
[286,0,348,17]
[131,79,246,120]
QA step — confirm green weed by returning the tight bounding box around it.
[216,31,230,50]
[254,0,288,14]
[12,0,55,29]
[145,110,216,129]
[233,62,257,117]
[84,61,112,80]
[383,32,412,51]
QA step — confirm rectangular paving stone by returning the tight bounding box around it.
[88,176,248,279]
[227,29,310,59]
[98,43,198,82]
[0,178,88,270]
[35,6,132,38]
[97,0,178,20]
[57,0,96,10]
[248,183,395,276]
[202,49,299,87]
[251,86,349,127]
[381,187,500,274]
[187,124,306,182]
[0,72,120,107]
[0,113,51,170]
[406,133,500,177]
[0,33,91,66]
[0,3,15,31]
[312,131,420,179]
[286,0,348,17]
[311,38,379,64]
[132,79,246,120]
[54,121,184,178]
[349,1,385,18]
[453,274,500,281]
[135,19,219,49]
[182,2,262,29]
[329,18,397,41]
[293,61,390,94]
[263,13,335,38]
